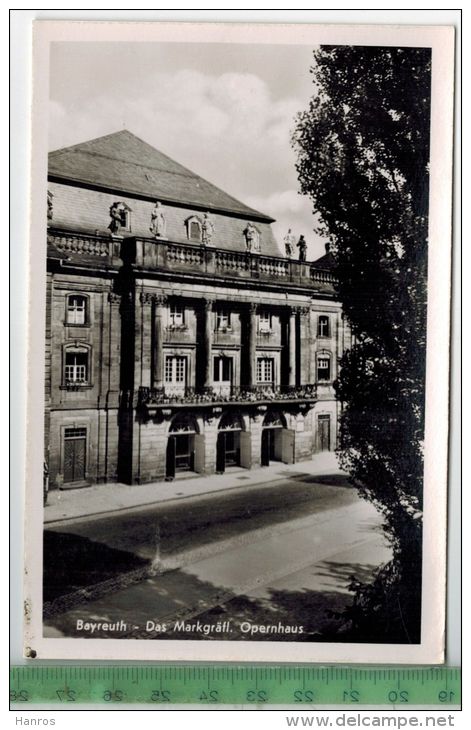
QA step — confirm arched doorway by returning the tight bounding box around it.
[216,411,244,474]
[261,410,286,466]
[166,413,199,480]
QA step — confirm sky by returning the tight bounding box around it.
[49,41,327,258]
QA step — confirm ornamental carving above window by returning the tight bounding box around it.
[108,201,132,235]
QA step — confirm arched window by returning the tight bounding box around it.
[169,412,199,434]
[109,201,132,233]
[63,345,90,386]
[262,410,286,429]
[66,294,88,325]
[316,352,331,382]
[185,216,202,242]
[119,206,131,230]
[218,411,244,431]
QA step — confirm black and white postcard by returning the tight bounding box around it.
[23,20,454,662]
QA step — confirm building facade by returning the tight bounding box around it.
[45,130,351,489]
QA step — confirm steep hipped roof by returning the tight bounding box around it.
[311,249,335,270]
[49,130,274,222]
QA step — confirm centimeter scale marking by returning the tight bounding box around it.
[10,666,460,706]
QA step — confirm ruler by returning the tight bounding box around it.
[10,666,460,706]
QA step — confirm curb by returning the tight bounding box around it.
[44,467,344,527]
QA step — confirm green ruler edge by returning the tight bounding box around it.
[10,666,460,706]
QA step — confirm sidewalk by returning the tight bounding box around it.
[44,452,343,525]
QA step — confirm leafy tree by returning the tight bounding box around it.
[293,46,431,642]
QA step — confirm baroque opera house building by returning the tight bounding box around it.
[45,130,351,489]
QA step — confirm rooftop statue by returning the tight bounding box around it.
[244,222,261,252]
[150,201,166,238]
[297,235,307,262]
[284,229,296,258]
[201,212,215,245]
[108,202,123,235]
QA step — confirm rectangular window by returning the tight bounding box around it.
[317,315,330,337]
[65,351,88,384]
[169,304,184,326]
[165,356,186,384]
[213,356,232,383]
[67,295,86,325]
[317,356,331,381]
[64,427,87,439]
[216,310,231,330]
[257,357,274,383]
[258,312,272,333]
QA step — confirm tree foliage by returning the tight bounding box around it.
[293,46,431,642]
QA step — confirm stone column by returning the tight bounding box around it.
[239,431,253,469]
[248,411,264,468]
[139,292,153,389]
[152,294,166,389]
[204,299,213,389]
[107,292,122,396]
[299,306,310,386]
[288,307,297,386]
[248,302,258,387]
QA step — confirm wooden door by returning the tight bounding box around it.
[318,415,331,451]
[63,428,86,483]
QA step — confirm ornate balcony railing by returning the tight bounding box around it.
[166,243,205,267]
[136,384,317,408]
[129,237,336,288]
[48,229,336,288]
[310,268,335,284]
[215,248,250,273]
[48,229,120,263]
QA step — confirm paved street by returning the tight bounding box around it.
[44,470,355,601]
[44,469,391,641]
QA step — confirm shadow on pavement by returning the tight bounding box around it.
[314,559,381,587]
[43,531,149,602]
[278,471,354,488]
[183,560,389,643]
[44,557,402,644]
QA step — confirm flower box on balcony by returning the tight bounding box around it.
[167,324,188,332]
[63,380,90,391]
